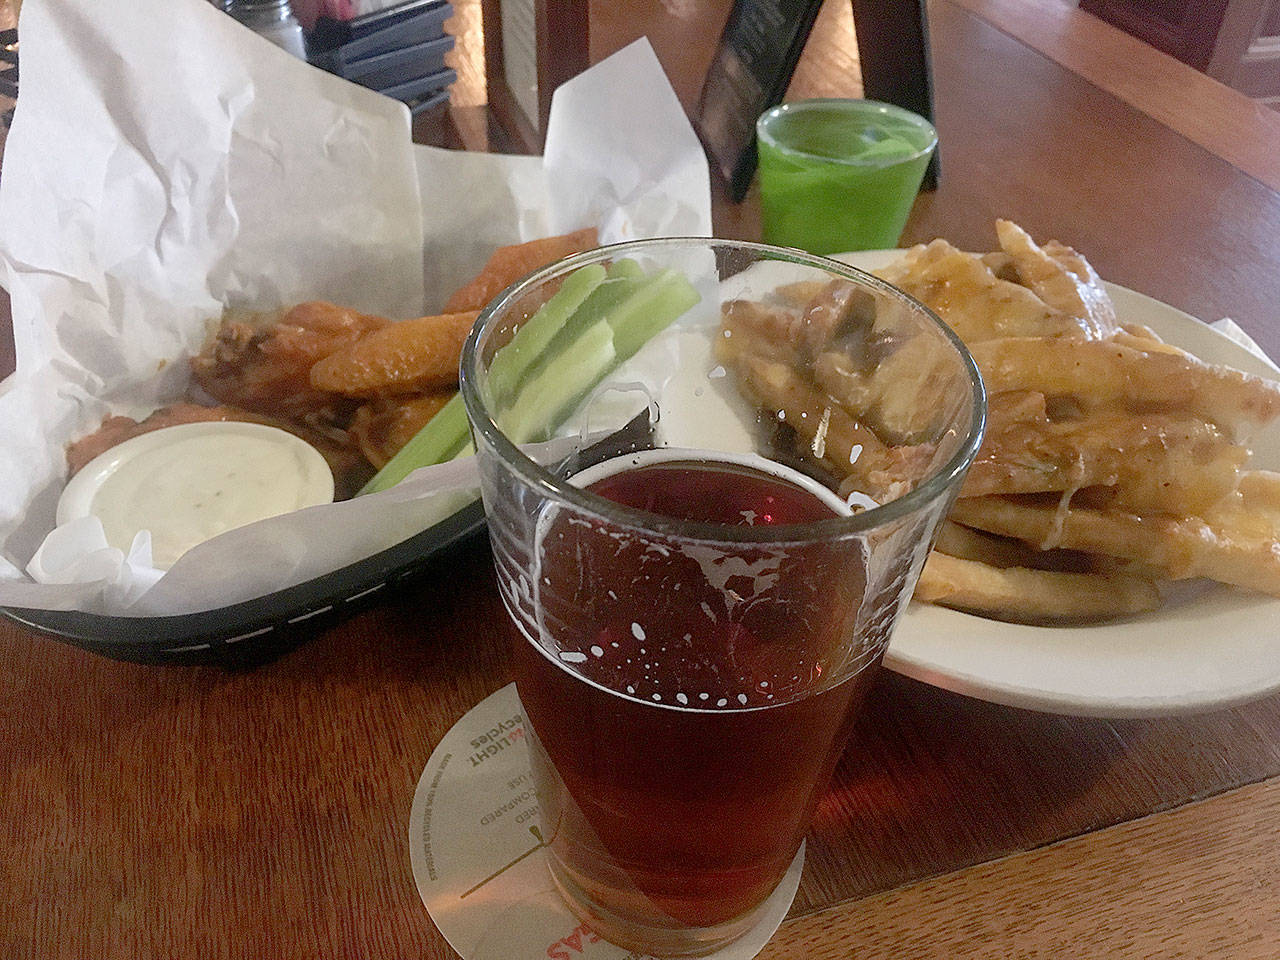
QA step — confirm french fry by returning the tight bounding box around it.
[935,520,1065,570]
[969,336,1280,438]
[309,310,479,397]
[443,228,600,313]
[715,220,1280,625]
[1237,469,1280,516]
[994,220,1117,338]
[875,237,1092,342]
[793,280,877,362]
[963,410,1248,515]
[725,287,960,445]
[950,493,1280,597]
[720,299,803,364]
[716,337,934,499]
[1113,324,1188,356]
[987,390,1049,428]
[774,280,830,308]
[914,551,1161,624]
[935,519,1106,574]
[812,336,961,444]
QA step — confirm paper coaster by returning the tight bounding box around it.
[408,683,804,960]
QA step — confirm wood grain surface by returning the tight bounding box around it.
[5,559,1280,959]
[582,0,1280,362]
[0,550,508,960]
[951,0,1280,192]
[5,556,1280,958]
[905,0,1280,362]
[3,1,1280,958]
[796,673,1280,913]
[766,777,1280,959]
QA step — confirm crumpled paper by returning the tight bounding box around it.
[0,0,710,616]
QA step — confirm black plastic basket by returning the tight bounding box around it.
[2,501,486,667]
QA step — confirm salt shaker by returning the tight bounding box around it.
[222,0,308,60]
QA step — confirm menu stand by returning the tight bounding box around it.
[851,0,940,188]
[694,0,940,202]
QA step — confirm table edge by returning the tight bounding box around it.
[762,774,1280,958]
[946,0,1280,193]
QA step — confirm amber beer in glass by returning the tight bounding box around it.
[461,238,984,956]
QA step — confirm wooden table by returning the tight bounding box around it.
[3,1,1280,956]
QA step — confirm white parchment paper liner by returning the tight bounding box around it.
[0,0,710,616]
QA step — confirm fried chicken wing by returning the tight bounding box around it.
[191,301,390,419]
[349,392,456,469]
[309,311,479,397]
[443,228,600,313]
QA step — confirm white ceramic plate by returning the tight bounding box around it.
[836,249,1280,718]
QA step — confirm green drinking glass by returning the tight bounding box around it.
[756,99,938,254]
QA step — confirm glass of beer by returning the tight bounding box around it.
[460,238,984,957]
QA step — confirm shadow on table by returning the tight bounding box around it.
[796,667,1280,912]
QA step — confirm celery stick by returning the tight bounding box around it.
[484,263,607,404]
[499,268,698,444]
[607,268,702,361]
[358,392,469,495]
[356,260,699,495]
[502,320,617,444]
[360,265,604,495]
[606,258,645,281]
[512,268,646,393]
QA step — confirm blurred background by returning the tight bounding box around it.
[2,0,1275,150]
